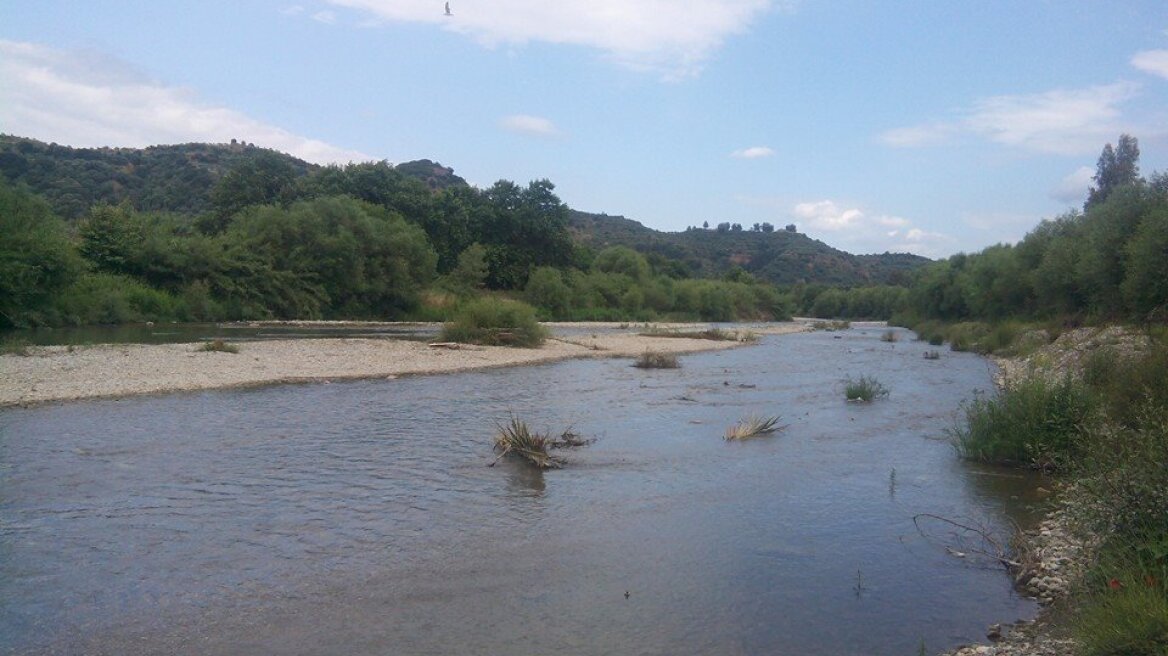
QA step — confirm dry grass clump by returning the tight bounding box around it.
[640,327,752,342]
[811,320,851,331]
[633,350,680,369]
[923,350,941,360]
[881,330,899,342]
[724,415,785,440]
[490,417,593,469]
[199,339,239,354]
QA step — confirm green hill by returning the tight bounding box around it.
[569,210,928,286]
[0,134,926,287]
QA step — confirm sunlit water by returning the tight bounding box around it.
[0,327,1045,655]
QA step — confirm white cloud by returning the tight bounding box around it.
[1050,165,1095,204]
[328,0,781,78]
[876,122,954,148]
[791,199,950,256]
[731,146,774,159]
[499,114,560,138]
[312,10,338,24]
[0,40,372,165]
[281,5,306,16]
[879,82,1140,155]
[1132,49,1168,79]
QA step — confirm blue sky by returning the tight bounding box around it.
[2,1,1167,258]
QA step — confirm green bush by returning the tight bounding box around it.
[1083,340,1168,429]
[951,376,1095,468]
[440,297,547,347]
[844,375,889,402]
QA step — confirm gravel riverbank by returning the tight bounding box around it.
[0,322,807,407]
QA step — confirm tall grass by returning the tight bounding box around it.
[440,298,547,347]
[844,375,889,402]
[951,376,1094,469]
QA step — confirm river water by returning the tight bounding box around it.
[0,327,1042,655]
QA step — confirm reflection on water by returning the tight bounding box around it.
[0,327,1045,655]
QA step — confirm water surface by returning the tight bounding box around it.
[0,327,1043,655]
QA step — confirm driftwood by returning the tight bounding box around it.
[427,342,462,350]
[913,513,1019,569]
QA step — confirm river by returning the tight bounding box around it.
[0,326,1042,655]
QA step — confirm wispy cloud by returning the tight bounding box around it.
[312,10,338,24]
[1050,165,1094,205]
[878,82,1141,155]
[1132,49,1168,79]
[499,114,561,138]
[0,40,372,164]
[791,199,949,256]
[731,146,774,159]
[328,0,783,78]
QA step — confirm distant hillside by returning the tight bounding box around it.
[569,210,928,286]
[0,135,465,219]
[0,135,925,286]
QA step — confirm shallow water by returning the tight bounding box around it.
[0,327,1045,655]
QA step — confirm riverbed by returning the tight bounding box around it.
[0,327,1043,655]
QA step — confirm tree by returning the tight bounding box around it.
[0,180,80,327]
[205,150,298,232]
[785,224,797,233]
[702,220,709,230]
[731,223,743,232]
[1086,134,1140,209]
[716,222,731,233]
[761,222,774,233]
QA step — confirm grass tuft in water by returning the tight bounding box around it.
[724,415,784,440]
[844,375,889,402]
[633,350,680,369]
[881,330,899,343]
[492,416,564,469]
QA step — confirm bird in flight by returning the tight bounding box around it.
[444,2,452,16]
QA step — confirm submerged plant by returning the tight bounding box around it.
[724,415,785,440]
[923,350,941,360]
[492,416,564,469]
[845,375,889,402]
[490,417,594,469]
[633,350,680,369]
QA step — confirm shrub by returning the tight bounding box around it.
[633,350,680,369]
[951,376,1095,468]
[199,339,239,354]
[440,298,547,347]
[845,375,889,402]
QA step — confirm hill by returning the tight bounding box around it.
[0,135,466,219]
[569,210,928,286]
[0,135,926,287]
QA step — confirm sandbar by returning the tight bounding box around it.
[0,322,808,407]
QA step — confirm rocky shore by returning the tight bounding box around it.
[0,322,806,407]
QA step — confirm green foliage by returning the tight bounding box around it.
[0,179,80,327]
[951,377,1095,468]
[227,196,437,318]
[49,272,184,325]
[1076,579,1168,656]
[844,375,889,402]
[440,243,489,297]
[440,298,547,347]
[525,266,572,317]
[592,245,650,281]
[207,150,298,231]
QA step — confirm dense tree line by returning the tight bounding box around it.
[0,154,793,329]
[902,138,1167,325]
